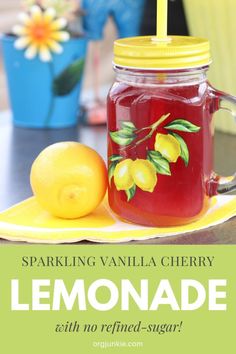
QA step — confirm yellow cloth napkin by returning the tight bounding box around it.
[0,196,235,244]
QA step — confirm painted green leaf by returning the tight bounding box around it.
[108,161,117,185]
[165,119,201,133]
[110,130,136,146]
[53,59,85,96]
[170,132,189,166]
[118,128,136,138]
[147,150,171,176]
[121,121,136,132]
[125,185,136,202]
[109,154,123,162]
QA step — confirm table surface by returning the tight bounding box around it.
[1,112,236,245]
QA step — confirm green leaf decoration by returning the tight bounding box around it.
[53,59,85,96]
[125,185,136,202]
[165,119,201,133]
[121,121,136,132]
[109,154,123,162]
[147,150,171,176]
[110,130,136,146]
[169,132,189,167]
[108,161,118,185]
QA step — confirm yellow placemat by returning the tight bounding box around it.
[0,196,235,244]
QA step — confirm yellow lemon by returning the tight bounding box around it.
[131,159,157,192]
[114,159,134,191]
[30,142,108,219]
[154,133,181,163]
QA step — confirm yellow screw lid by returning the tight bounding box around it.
[114,36,211,70]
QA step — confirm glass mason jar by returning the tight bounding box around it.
[107,36,236,227]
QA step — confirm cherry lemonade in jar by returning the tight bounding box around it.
[107,14,236,227]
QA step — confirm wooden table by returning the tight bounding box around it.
[0,112,236,244]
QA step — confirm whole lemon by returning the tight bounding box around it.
[131,159,157,193]
[114,159,134,191]
[154,133,181,163]
[30,142,108,219]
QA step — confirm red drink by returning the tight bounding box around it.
[108,36,236,227]
[108,69,217,226]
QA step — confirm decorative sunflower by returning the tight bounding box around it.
[13,5,70,62]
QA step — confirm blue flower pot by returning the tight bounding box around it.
[1,35,87,128]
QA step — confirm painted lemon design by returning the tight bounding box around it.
[154,133,181,163]
[114,159,134,191]
[131,159,157,192]
[30,142,108,219]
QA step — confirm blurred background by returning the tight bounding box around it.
[0,1,18,111]
[0,0,117,113]
[1,0,236,131]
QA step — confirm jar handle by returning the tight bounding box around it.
[209,87,236,195]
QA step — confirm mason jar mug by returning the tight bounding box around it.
[107,36,236,226]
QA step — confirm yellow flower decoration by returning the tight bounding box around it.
[13,5,70,62]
